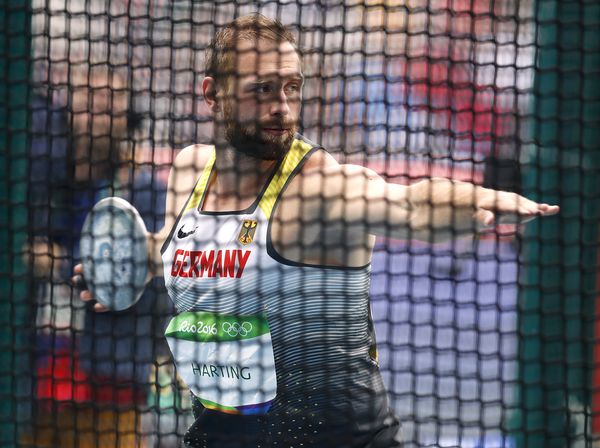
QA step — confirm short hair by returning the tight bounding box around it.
[205,14,299,89]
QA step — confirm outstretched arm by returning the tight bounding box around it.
[323,163,558,242]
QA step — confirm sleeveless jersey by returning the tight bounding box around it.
[161,136,401,447]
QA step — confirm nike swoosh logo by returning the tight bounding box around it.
[177,225,197,239]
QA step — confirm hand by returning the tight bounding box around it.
[474,189,559,227]
[71,264,110,312]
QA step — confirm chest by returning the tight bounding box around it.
[195,183,324,254]
[164,210,267,279]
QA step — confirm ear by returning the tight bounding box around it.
[202,77,220,113]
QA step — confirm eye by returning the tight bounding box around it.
[252,83,273,94]
[285,83,301,94]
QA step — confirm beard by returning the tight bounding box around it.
[223,103,297,161]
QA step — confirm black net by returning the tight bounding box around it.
[2,0,598,447]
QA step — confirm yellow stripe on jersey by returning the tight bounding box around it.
[184,151,216,212]
[259,138,314,219]
[181,138,313,216]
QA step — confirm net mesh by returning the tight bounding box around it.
[1,0,598,447]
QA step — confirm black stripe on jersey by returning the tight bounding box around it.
[196,149,286,216]
[265,146,372,271]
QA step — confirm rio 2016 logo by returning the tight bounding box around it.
[222,321,253,337]
[178,320,217,335]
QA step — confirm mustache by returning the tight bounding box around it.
[259,121,296,129]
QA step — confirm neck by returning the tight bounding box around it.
[212,139,280,198]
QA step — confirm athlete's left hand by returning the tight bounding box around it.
[474,190,559,227]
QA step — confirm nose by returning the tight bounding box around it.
[269,89,290,117]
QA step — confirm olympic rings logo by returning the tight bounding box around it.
[222,321,253,337]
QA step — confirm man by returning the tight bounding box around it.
[76,14,558,447]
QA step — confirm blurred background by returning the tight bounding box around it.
[2,0,599,447]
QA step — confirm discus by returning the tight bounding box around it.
[80,197,148,311]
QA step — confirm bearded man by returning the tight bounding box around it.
[76,14,558,448]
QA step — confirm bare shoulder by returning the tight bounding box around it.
[303,150,380,178]
[173,144,214,173]
[295,149,344,184]
[301,148,337,173]
[285,149,337,198]
[168,144,214,195]
[163,143,214,229]
[296,149,382,199]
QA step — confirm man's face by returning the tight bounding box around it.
[220,40,303,160]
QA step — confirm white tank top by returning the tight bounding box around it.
[161,136,386,428]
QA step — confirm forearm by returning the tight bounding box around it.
[330,163,552,244]
[407,178,488,242]
[337,169,488,242]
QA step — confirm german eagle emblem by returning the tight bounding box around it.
[238,220,258,245]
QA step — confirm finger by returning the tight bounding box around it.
[504,195,536,216]
[474,209,495,227]
[517,203,558,217]
[71,274,88,290]
[80,290,94,302]
[508,203,558,223]
[538,204,560,215]
[517,205,540,218]
[500,194,552,217]
[94,303,110,313]
[74,263,84,274]
[520,199,542,214]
